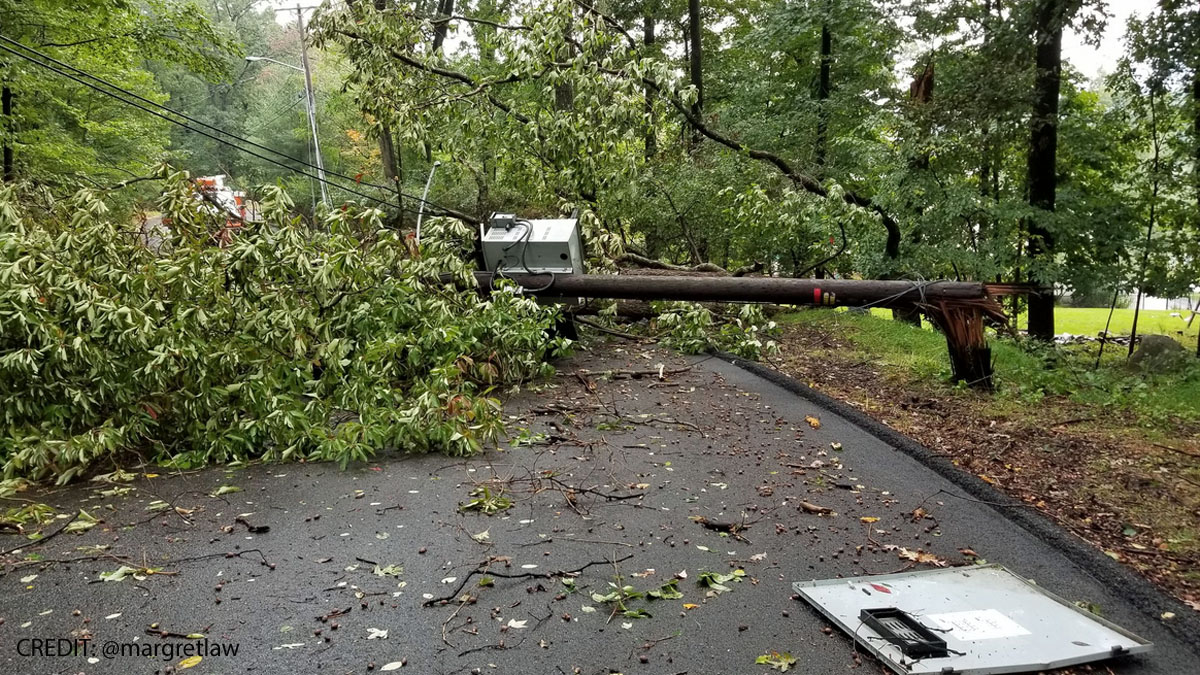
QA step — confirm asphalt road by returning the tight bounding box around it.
[2,343,1197,675]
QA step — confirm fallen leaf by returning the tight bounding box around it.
[100,566,139,582]
[210,485,241,497]
[892,547,948,567]
[683,603,699,610]
[805,416,821,429]
[64,509,100,534]
[756,651,798,671]
[860,517,879,524]
[798,501,833,515]
[380,661,406,671]
[178,655,202,669]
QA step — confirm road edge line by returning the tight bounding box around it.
[712,349,1200,653]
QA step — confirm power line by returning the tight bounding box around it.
[0,41,393,208]
[0,35,474,221]
[0,36,395,199]
[248,92,304,133]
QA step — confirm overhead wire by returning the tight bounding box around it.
[0,40,395,207]
[0,35,467,219]
[247,92,305,133]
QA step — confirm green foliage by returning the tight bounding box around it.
[0,0,236,196]
[458,485,514,515]
[590,577,655,618]
[755,651,798,672]
[696,569,746,594]
[653,302,780,359]
[0,171,567,483]
[646,579,683,600]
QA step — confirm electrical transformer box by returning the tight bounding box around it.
[481,216,583,275]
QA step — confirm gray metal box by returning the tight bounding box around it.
[793,564,1152,675]
[481,218,582,275]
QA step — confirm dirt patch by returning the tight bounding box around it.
[772,321,1200,612]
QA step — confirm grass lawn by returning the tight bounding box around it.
[1034,307,1198,342]
[776,308,1200,427]
[864,306,1199,346]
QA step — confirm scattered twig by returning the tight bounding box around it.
[630,633,680,660]
[0,511,80,556]
[542,475,644,502]
[617,414,701,432]
[561,537,634,548]
[579,365,695,381]
[1153,442,1200,459]
[234,516,269,533]
[424,554,634,607]
[575,317,649,342]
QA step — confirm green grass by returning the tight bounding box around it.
[777,308,1200,427]
[1033,307,1198,344]
[865,306,1198,344]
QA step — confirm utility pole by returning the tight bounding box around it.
[296,5,328,208]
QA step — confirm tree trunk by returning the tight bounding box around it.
[555,23,574,111]
[370,0,403,211]
[378,125,401,212]
[432,0,455,52]
[687,0,703,147]
[815,21,831,173]
[2,85,12,182]
[1193,70,1198,214]
[643,13,657,158]
[1130,91,1162,357]
[1024,0,1065,341]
